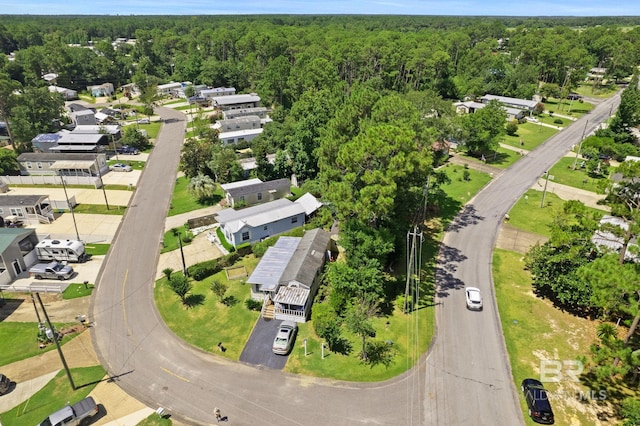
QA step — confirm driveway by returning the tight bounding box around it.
[239,318,289,370]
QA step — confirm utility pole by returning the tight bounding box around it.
[31,293,42,323]
[96,165,110,210]
[540,171,550,208]
[36,292,76,390]
[572,120,589,170]
[60,175,81,241]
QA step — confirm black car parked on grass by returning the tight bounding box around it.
[521,378,554,424]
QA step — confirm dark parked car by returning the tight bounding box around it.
[116,145,139,155]
[521,378,554,424]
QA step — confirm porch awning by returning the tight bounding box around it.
[50,160,96,170]
[273,285,309,306]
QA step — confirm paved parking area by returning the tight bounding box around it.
[239,318,290,370]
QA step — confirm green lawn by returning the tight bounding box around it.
[547,156,613,194]
[71,204,126,215]
[439,163,493,208]
[456,146,522,169]
[286,304,430,381]
[154,255,262,360]
[544,97,595,118]
[161,225,193,253]
[0,322,82,366]
[1,365,105,426]
[573,83,619,99]
[84,243,110,256]
[493,249,604,426]
[62,283,94,300]
[507,189,605,236]
[501,122,558,151]
[167,176,222,217]
[137,413,172,426]
[107,159,146,170]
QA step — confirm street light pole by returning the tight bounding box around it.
[96,164,110,210]
[60,175,80,241]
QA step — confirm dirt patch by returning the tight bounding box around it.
[0,293,91,323]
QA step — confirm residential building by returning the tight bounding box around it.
[212,94,261,111]
[223,107,270,121]
[87,83,115,97]
[215,198,307,247]
[0,228,40,286]
[48,85,78,100]
[17,153,108,177]
[70,109,97,126]
[0,195,55,225]
[246,228,332,322]
[200,87,236,100]
[480,94,538,114]
[220,178,290,208]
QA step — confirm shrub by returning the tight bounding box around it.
[462,170,471,181]
[245,298,262,311]
[216,226,235,251]
[553,118,564,125]
[505,120,518,136]
[188,259,221,281]
[218,252,240,268]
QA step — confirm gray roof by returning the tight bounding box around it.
[0,194,48,207]
[225,178,290,198]
[481,94,538,109]
[215,198,292,224]
[32,133,62,143]
[72,125,120,135]
[246,237,301,291]
[58,133,104,144]
[223,107,269,119]
[220,178,262,191]
[213,94,260,106]
[279,228,330,289]
[18,153,100,162]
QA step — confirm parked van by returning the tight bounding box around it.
[36,239,87,263]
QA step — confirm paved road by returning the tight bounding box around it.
[424,92,621,425]
[90,107,425,425]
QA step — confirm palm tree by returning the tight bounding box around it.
[187,174,216,202]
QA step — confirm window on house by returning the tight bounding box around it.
[257,192,262,201]
[0,208,3,214]
[10,208,24,217]
[291,216,298,224]
[26,162,32,169]
[263,226,267,230]
[242,231,250,241]
[239,196,244,202]
[36,162,43,169]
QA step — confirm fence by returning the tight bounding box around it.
[1,175,102,188]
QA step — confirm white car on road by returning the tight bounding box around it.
[465,287,483,311]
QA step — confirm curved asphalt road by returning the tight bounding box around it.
[91,93,619,425]
[424,92,621,425]
[90,107,425,425]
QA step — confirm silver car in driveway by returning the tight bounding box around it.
[109,163,133,172]
[272,321,298,355]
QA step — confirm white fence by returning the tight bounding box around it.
[1,175,102,188]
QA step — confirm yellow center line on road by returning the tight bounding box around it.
[161,367,191,382]
[122,269,132,337]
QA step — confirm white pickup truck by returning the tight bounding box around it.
[38,396,99,426]
[29,261,74,280]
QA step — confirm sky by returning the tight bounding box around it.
[0,0,639,16]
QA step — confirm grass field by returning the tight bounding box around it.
[161,225,192,253]
[1,366,105,426]
[507,189,606,236]
[154,255,262,360]
[72,204,126,215]
[573,83,620,99]
[501,122,558,151]
[547,156,613,194]
[0,322,82,366]
[493,249,606,426]
[84,243,110,256]
[167,176,222,216]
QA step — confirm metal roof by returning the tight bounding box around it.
[50,145,98,152]
[279,228,330,289]
[295,193,322,216]
[215,198,292,224]
[246,237,301,291]
[220,178,263,191]
[72,125,120,134]
[481,94,538,109]
[50,160,96,169]
[0,228,35,253]
[213,94,260,106]
[273,284,310,306]
[58,133,104,144]
[18,153,100,162]
[225,178,290,198]
[32,133,62,143]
